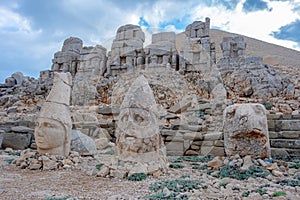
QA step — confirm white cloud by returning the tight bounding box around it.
[191,0,300,50]
[0,6,32,33]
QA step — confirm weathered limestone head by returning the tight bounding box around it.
[62,37,83,53]
[223,103,271,159]
[111,75,168,178]
[35,72,72,156]
[185,18,210,38]
[117,75,159,139]
[221,36,246,58]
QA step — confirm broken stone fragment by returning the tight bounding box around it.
[223,104,271,159]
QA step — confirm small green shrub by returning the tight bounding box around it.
[242,191,250,197]
[144,192,166,200]
[144,192,188,200]
[182,155,214,163]
[95,163,103,170]
[263,102,273,110]
[5,158,14,164]
[272,191,286,197]
[219,182,229,188]
[276,179,300,187]
[192,164,208,170]
[169,163,184,169]
[169,156,183,163]
[127,173,147,181]
[218,165,269,180]
[288,163,300,169]
[8,151,20,156]
[254,187,267,195]
[44,197,70,200]
[149,179,203,193]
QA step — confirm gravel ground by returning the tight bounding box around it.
[1,151,300,200]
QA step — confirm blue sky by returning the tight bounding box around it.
[0,0,299,83]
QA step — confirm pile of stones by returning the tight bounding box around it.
[5,148,81,170]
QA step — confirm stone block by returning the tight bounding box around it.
[11,126,34,133]
[0,130,3,148]
[71,130,97,155]
[168,100,192,114]
[166,141,184,152]
[269,131,278,139]
[2,133,32,150]
[200,146,225,156]
[271,148,289,158]
[167,151,184,156]
[204,132,223,141]
[98,105,120,115]
[185,150,199,156]
[279,131,300,139]
[182,132,204,140]
[214,140,224,147]
[165,136,184,142]
[281,120,300,131]
[270,139,300,149]
[202,140,214,146]
[161,129,175,136]
[223,104,271,158]
[267,120,275,130]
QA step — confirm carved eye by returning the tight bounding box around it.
[133,114,144,123]
[121,114,128,122]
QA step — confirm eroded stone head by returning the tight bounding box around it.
[223,103,271,158]
[108,75,168,178]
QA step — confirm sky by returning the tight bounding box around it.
[0,0,299,83]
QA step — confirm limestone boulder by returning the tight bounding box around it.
[11,72,24,86]
[71,130,97,155]
[223,104,271,158]
[2,133,32,150]
[0,130,4,148]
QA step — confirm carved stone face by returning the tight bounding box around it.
[35,118,66,150]
[118,107,158,139]
[116,106,161,155]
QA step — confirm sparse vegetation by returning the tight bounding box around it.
[4,158,14,164]
[127,173,147,181]
[262,102,273,110]
[192,164,208,170]
[169,163,184,169]
[276,179,300,187]
[218,165,269,180]
[254,187,267,195]
[182,155,214,163]
[146,179,203,199]
[272,191,286,197]
[44,197,71,200]
[95,163,103,170]
[8,151,20,156]
[242,191,250,197]
[219,182,229,188]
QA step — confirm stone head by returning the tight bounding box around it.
[35,117,70,154]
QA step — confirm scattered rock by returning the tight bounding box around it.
[71,130,97,155]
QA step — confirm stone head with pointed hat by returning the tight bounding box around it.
[35,72,72,156]
[112,75,168,177]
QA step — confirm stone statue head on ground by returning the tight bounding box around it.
[35,72,72,157]
[107,75,168,178]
